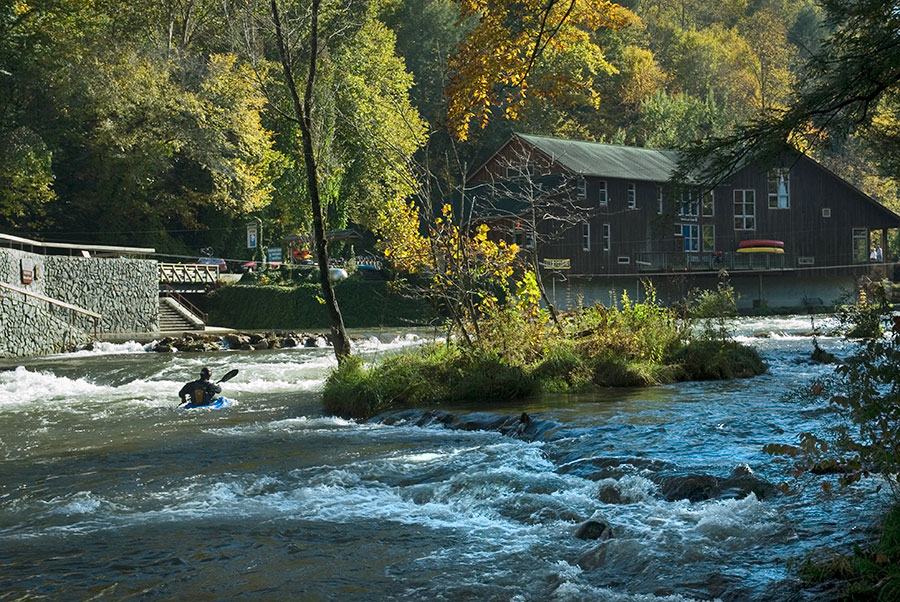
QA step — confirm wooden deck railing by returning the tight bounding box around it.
[158,263,219,284]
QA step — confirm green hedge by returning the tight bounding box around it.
[207,279,434,329]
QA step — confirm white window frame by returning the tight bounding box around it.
[680,191,698,218]
[681,224,699,252]
[822,208,831,218]
[702,191,714,217]
[734,189,756,231]
[768,168,790,209]
[627,183,637,210]
[852,228,868,263]
[582,222,591,251]
[602,223,610,251]
[576,177,587,199]
[598,180,608,206]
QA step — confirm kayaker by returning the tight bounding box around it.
[178,367,222,406]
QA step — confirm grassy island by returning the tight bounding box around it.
[324,284,766,419]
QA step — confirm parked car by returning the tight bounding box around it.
[196,257,228,272]
[240,261,282,273]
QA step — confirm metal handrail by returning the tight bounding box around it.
[160,283,208,323]
[0,280,101,338]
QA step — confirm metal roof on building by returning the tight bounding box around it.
[517,133,680,182]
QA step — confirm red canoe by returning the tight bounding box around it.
[738,239,784,249]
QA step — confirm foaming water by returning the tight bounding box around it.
[0,319,883,600]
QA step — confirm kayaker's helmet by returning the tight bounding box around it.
[200,367,211,380]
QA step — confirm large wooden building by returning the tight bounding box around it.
[467,133,900,309]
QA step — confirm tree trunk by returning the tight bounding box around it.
[270,0,351,363]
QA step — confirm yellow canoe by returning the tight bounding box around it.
[736,246,784,254]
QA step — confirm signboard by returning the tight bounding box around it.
[541,258,571,270]
[267,247,283,262]
[247,223,258,249]
[20,258,34,284]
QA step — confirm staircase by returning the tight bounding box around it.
[158,297,204,332]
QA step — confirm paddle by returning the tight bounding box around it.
[216,369,238,384]
[178,368,239,406]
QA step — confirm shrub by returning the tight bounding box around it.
[590,353,684,387]
[570,285,684,364]
[323,344,537,419]
[687,281,738,342]
[530,339,593,391]
[668,339,767,380]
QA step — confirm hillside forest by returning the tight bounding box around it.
[2,0,899,263]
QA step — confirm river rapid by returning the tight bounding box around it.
[0,316,888,601]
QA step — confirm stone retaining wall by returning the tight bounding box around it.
[0,248,158,357]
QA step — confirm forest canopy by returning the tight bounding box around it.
[1,0,898,258]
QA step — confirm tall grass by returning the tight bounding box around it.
[324,283,765,419]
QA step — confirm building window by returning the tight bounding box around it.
[576,177,587,198]
[657,186,663,214]
[822,208,831,218]
[852,228,868,263]
[768,168,790,209]
[702,191,714,217]
[598,181,608,206]
[582,222,591,251]
[680,224,699,252]
[617,256,630,264]
[680,191,698,218]
[702,224,715,251]
[734,189,756,230]
[602,223,610,251]
[627,183,637,209]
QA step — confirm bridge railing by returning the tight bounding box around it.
[158,263,219,284]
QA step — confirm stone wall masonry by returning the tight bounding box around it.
[0,248,159,358]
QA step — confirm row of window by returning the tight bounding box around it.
[581,222,717,253]
[572,169,793,221]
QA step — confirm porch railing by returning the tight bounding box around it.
[634,251,792,272]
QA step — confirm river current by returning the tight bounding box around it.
[0,316,888,601]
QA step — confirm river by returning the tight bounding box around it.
[0,316,887,601]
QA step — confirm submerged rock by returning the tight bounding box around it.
[574,512,613,541]
[372,409,560,442]
[656,464,779,502]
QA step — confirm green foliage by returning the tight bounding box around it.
[590,353,684,387]
[208,279,434,329]
[794,503,900,601]
[323,344,537,418]
[687,281,738,342]
[667,339,767,381]
[531,339,593,391]
[571,286,685,363]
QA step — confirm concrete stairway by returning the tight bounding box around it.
[158,298,203,332]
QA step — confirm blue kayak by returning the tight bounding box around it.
[183,396,231,410]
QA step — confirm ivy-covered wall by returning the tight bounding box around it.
[207,280,434,330]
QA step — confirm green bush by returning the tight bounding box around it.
[323,344,538,419]
[530,339,593,391]
[667,339,767,380]
[571,287,684,364]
